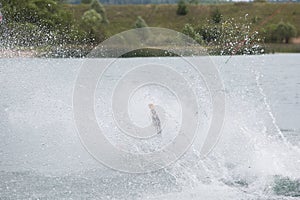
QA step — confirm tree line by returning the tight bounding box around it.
[0,0,298,57]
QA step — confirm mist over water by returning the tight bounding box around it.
[0,55,300,199]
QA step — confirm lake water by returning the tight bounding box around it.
[0,54,299,199]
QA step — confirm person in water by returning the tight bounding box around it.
[148,104,162,134]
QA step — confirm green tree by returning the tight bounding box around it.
[82,9,102,28]
[182,24,203,44]
[134,16,148,28]
[81,9,103,43]
[90,0,109,24]
[189,18,263,55]
[260,24,277,43]
[177,0,188,16]
[273,22,297,44]
[0,0,86,48]
[2,0,73,30]
[211,8,222,24]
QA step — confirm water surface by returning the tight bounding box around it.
[0,54,299,199]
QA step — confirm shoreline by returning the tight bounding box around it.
[1,44,300,58]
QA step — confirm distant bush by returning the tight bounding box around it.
[273,22,297,44]
[263,22,297,44]
[81,9,104,43]
[183,18,264,55]
[182,24,203,44]
[211,8,222,24]
[134,16,148,28]
[2,0,73,31]
[212,19,262,55]
[0,0,90,49]
[90,0,109,24]
[260,24,276,43]
[177,0,188,16]
[197,23,220,44]
[82,9,102,27]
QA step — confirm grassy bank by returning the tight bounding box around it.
[265,43,300,53]
[65,3,300,37]
[4,2,299,57]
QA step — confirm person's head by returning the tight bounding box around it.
[148,103,155,110]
